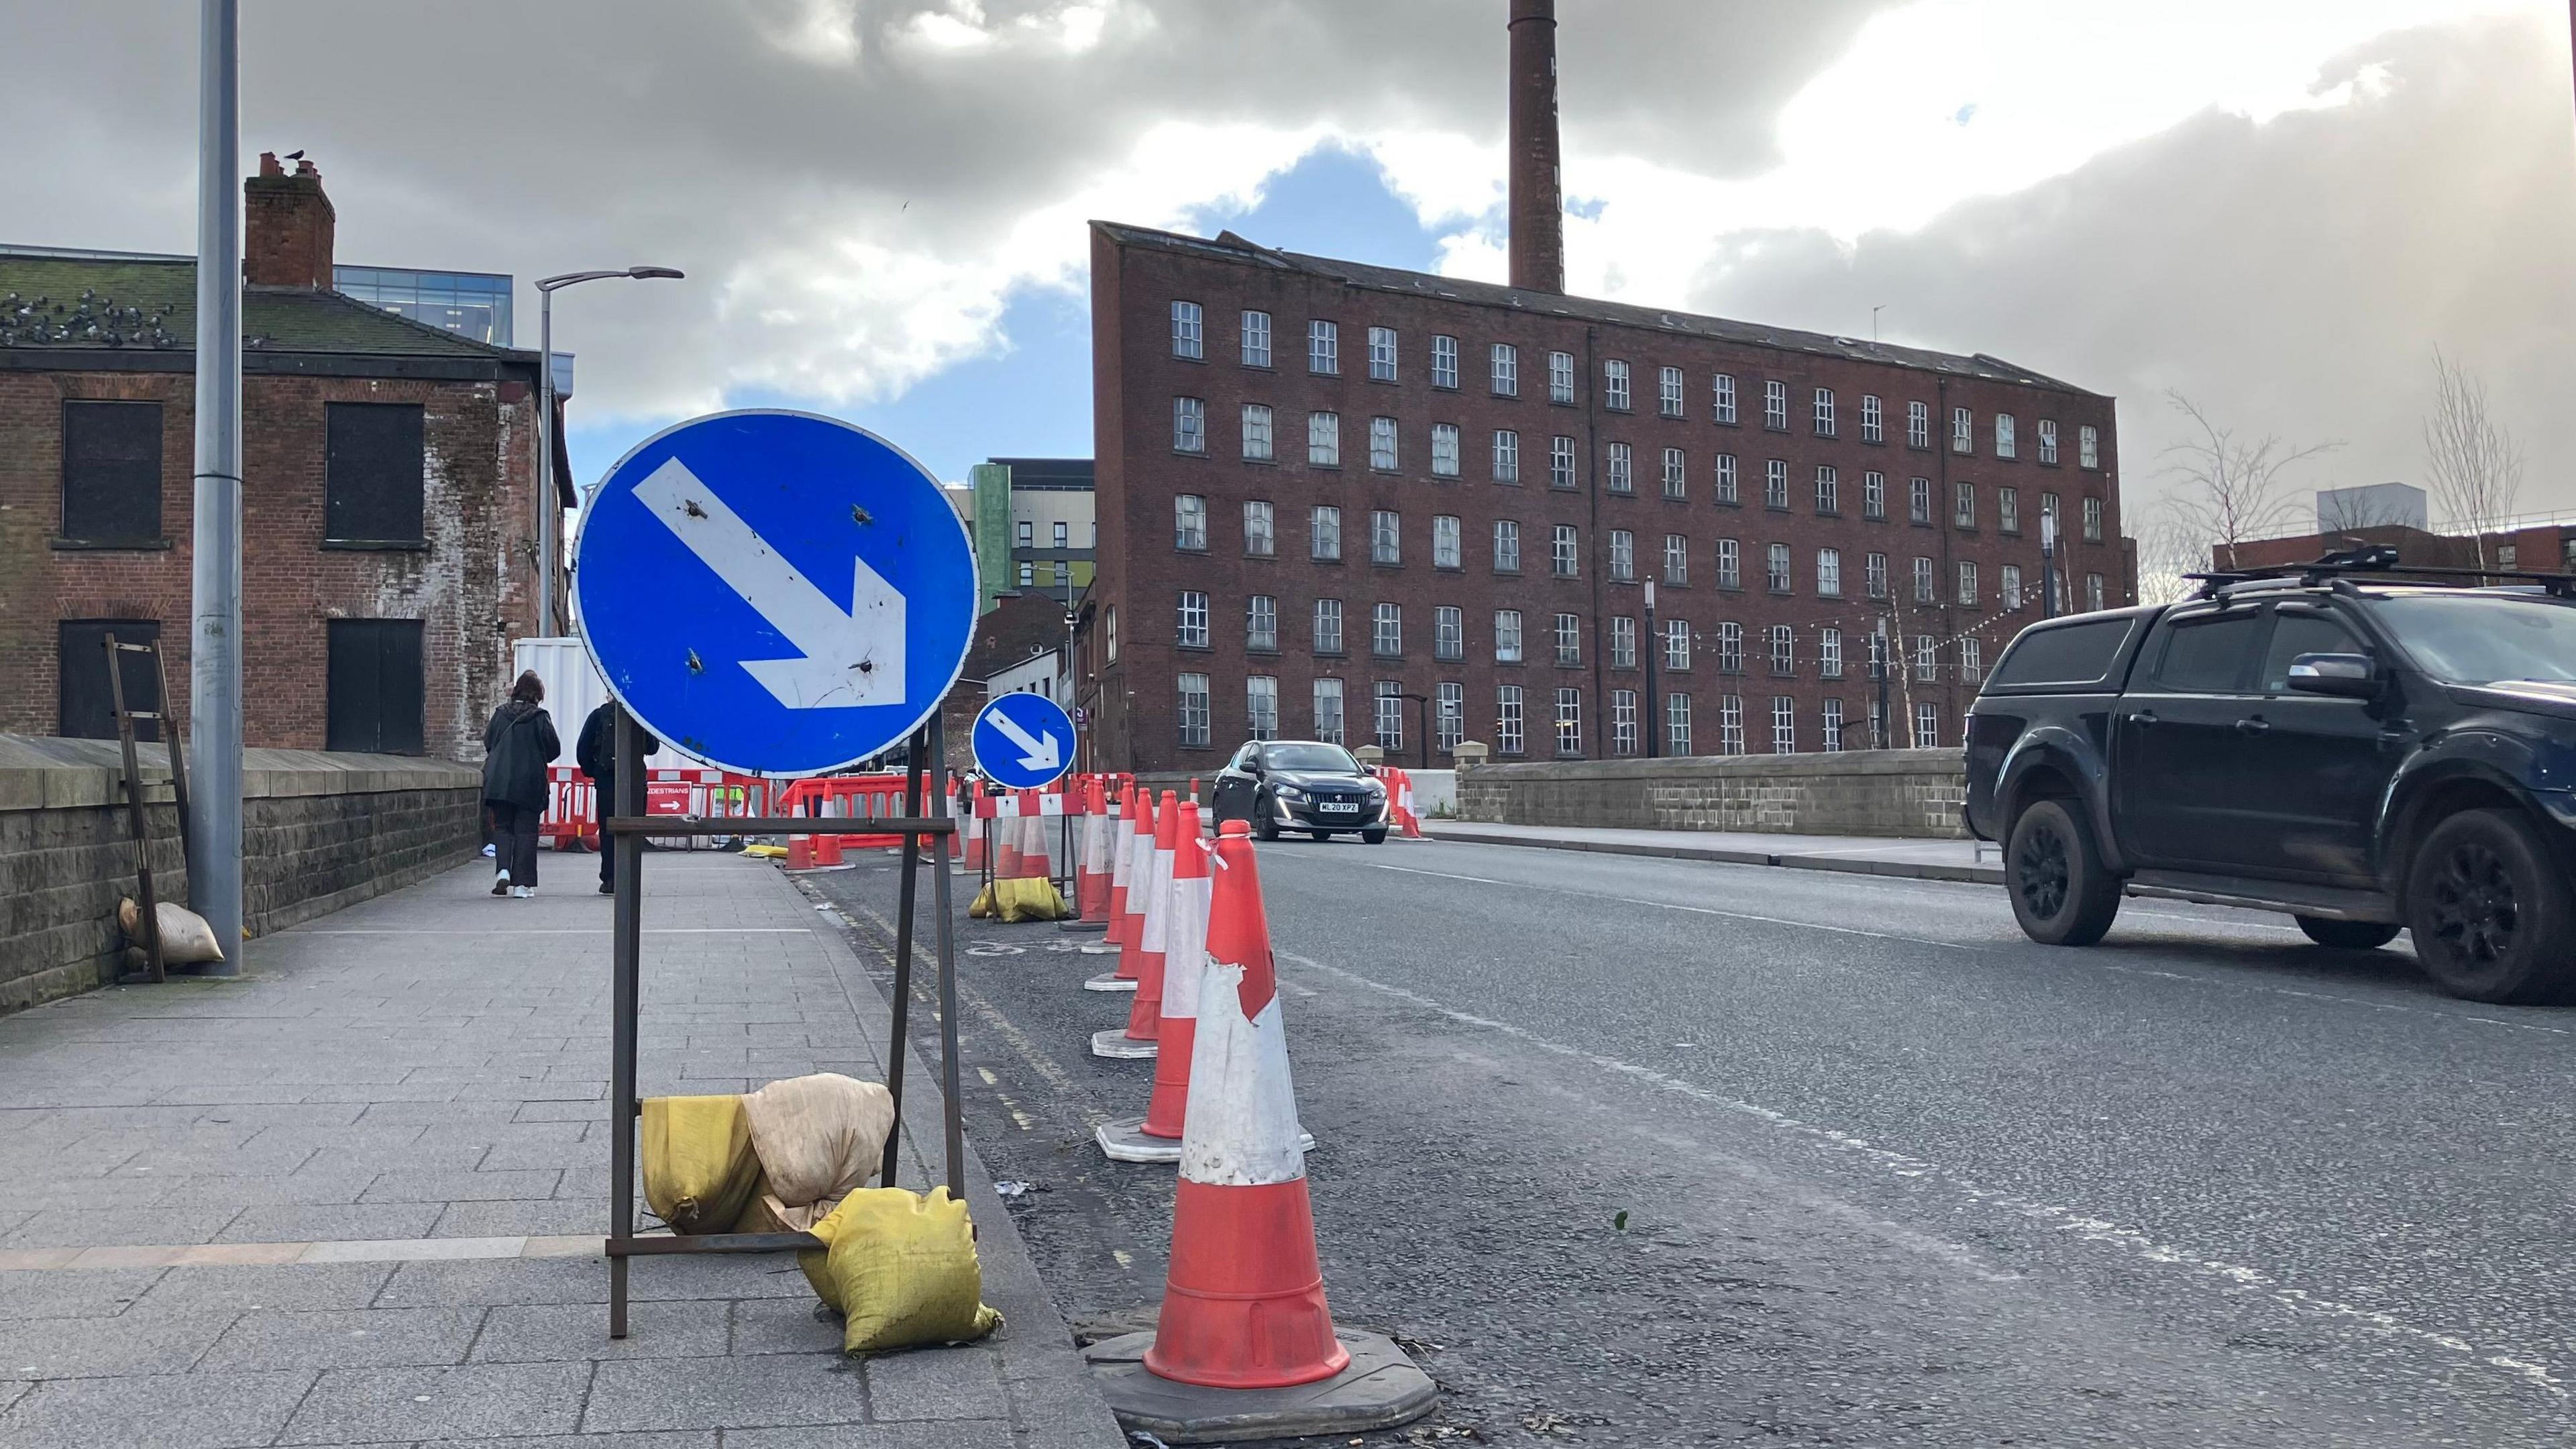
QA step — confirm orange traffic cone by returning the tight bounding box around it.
[1094,791,1173,1059]
[963,785,989,873]
[1076,777,1114,922]
[994,790,1022,880]
[1085,785,1140,980]
[1138,801,1208,1140]
[1018,788,1049,882]
[1113,789,1157,983]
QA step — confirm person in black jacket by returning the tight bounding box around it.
[482,672,561,898]
[576,701,659,894]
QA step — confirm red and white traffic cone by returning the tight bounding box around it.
[1019,788,1049,883]
[993,789,1022,880]
[1112,789,1157,985]
[1085,785,1140,980]
[1098,800,1210,1161]
[1075,777,1114,924]
[1094,791,1175,1059]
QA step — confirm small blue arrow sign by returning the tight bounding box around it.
[972,693,1076,790]
[572,411,977,776]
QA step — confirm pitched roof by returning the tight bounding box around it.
[0,248,527,361]
[1093,220,2097,396]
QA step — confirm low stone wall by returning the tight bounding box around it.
[0,735,482,1014]
[1454,751,1969,839]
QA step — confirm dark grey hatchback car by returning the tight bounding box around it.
[1208,740,1391,843]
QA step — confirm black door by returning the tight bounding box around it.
[326,619,425,755]
[2112,604,2269,869]
[58,619,162,741]
[2231,603,2400,884]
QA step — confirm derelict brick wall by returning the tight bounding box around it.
[1455,750,1969,839]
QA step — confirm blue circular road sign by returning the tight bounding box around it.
[573,411,977,776]
[972,693,1077,790]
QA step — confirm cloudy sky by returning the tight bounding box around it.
[11,0,2572,535]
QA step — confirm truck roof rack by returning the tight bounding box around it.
[2185,545,2576,601]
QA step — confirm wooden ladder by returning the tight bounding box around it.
[103,634,193,985]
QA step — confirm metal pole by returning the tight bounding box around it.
[538,290,555,637]
[878,734,925,1190]
[1874,613,1892,750]
[1642,580,1660,758]
[606,707,644,1338]
[187,0,243,972]
[928,712,967,1201]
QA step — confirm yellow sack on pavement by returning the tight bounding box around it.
[797,1187,1003,1354]
[995,877,1069,923]
[969,881,998,918]
[640,1094,761,1235]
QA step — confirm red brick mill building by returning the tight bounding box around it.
[1077,7,2129,776]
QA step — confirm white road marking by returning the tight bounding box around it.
[1277,946,2569,1402]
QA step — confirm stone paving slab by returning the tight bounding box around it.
[1429,818,2007,883]
[0,852,1126,1448]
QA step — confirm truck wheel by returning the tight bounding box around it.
[2404,808,2576,1004]
[2294,916,2401,951]
[2006,798,2121,947]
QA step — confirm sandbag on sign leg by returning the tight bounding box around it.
[640,1095,762,1236]
[797,1187,1004,1354]
[741,1073,895,1230]
[996,875,1069,923]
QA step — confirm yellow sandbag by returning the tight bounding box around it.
[743,843,788,859]
[796,1187,1003,1354]
[640,1094,761,1234]
[996,876,1068,923]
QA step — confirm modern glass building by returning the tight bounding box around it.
[334,266,515,346]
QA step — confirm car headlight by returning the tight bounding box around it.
[1273,785,1307,802]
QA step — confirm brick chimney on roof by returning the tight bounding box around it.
[244,152,335,289]
[1507,0,1564,294]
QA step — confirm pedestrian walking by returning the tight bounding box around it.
[482,671,561,899]
[576,701,658,894]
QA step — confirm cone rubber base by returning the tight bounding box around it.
[1096,1116,1316,1164]
[1059,919,1108,933]
[1079,942,1124,956]
[1084,970,1138,989]
[1085,1330,1434,1445]
[1091,1029,1158,1059]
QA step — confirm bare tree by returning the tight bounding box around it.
[2316,486,2420,533]
[2159,392,2339,571]
[2130,499,2210,604]
[2422,349,2525,567]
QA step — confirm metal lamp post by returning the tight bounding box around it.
[189,0,244,967]
[535,267,684,635]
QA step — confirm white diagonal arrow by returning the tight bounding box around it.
[631,457,903,709]
[984,707,1061,773]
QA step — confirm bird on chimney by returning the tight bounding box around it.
[284,149,305,161]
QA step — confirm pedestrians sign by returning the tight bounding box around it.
[972,693,1075,789]
[573,411,977,776]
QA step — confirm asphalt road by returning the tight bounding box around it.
[812,840,2576,1447]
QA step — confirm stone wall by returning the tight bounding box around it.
[0,735,481,1014]
[1455,750,1968,838]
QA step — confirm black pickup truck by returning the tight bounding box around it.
[1965,551,2576,1004]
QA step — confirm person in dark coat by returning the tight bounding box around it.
[576,702,659,894]
[482,671,561,898]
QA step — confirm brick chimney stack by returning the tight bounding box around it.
[1507,0,1564,294]
[244,152,336,289]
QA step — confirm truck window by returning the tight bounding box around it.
[2259,610,2363,693]
[2149,610,2265,694]
[1989,616,2135,688]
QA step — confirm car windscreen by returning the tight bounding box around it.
[2365,593,2576,686]
[1988,616,2137,689]
[1261,743,1360,773]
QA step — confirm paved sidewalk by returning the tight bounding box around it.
[0,851,1123,1448]
[1425,819,2005,883]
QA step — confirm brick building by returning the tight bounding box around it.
[0,154,553,762]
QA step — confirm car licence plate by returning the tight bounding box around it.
[1318,802,1360,814]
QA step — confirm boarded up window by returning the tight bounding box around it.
[58,619,162,742]
[327,619,425,754]
[61,401,164,543]
[325,403,426,545]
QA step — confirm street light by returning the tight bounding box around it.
[535,266,686,635]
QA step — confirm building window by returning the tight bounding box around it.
[1866,551,1888,599]
[1719,694,1745,754]
[1961,637,1983,684]
[1768,624,1794,677]
[1248,595,1278,651]
[1017,519,1034,548]
[1309,320,1339,374]
[1995,413,2017,460]
[2083,497,2104,543]
[1860,394,1884,445]
[1372,509,1401,565]
[1314,678,1346,743]
[1915,634,1939,683]
[1612,690,1640,756]
[1764,459,1789,510]
[325,619,425,754]
[1717,622,1744,674]
[1714,453,1739,506]
[1658,366,1684,418]
[1662,533,1689,586]
[1431,423,1461,478]
[1820,627,1843,680]
[1609,614,1636,669]
[2002,564,2024,608]
[1606,443,1633,495]
[1550,435,1578,490]
[1369,416,1399,471]
[1603,359,1631,412]
[1909,476,1933,525]
[1248,676,1279,739]
[325,403,425,545]
[1495,609,1524,663]
[1438,682,1465,749]
[1665,618,1692,672]
[1053,521,1069,548]
[1375,682,1405,751]
[1491,343,1519,396]
[1175,494,1208,550]
[1491,429,1518,483]
[1244,500,1275,557]
[1314,598,1344,654]
[1367,326,1398,382]
[1766,542,1792,593]
[1715,538,1740,589]
[56,619,162,741]
[1498,686,1525,755]
[1548,350,1576,404]
[1311,505,1342,561]
[1951,406,1974,453]
[1907,400,1931,449]
[1609,529,1635,581]
[1998,486,2020,535]
[1958,560,1979,605]
[1432,334,1459,390]
[1913,555,1935,603]
[1713,373,1738,425]
[1308,411,1341,466]
[1105,606,1118,661]
[2041,492,2061,542]
[1862,471,1886,521]
[2037,418,2059,465]
[1493,520,1521,573]
[1022,561,1041,588]
[1762,380,1788,430]
[1171,300,1203,359]
[1822,698,1845,751]
[1436,606,1464,661]
[1241,403,1274,461]
[2087,574,2107,612]
[1554,688,1582,755]
[1434,515,1462,569]
[1667,694,1693,755]
[60,400,162,545]
[2080,425,2100,470]
[1373,602,1403,658]
[1815,465,1839,516]
[1817,547,1843,597]
[1240,309,1271,367]
[1813,387,1837,437]
[1913,703,1939,749]
[1173,396,1206,454]
[1772,696,1796,754]
[1954,480,1976,529]
[1177,672,1211,746]
[1552,524,1580,578]
[1177,590,1210,647]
